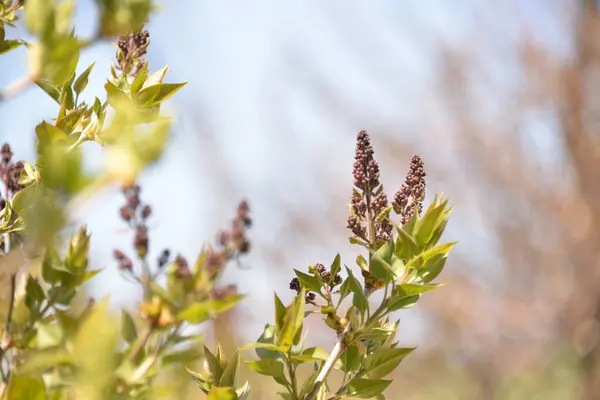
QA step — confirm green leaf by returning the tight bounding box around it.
[42,248,66,284]
[105,80,132,108]
[24,0,54,37]
[73,298,119,395]
[64,225,90,274]
[48,286,77,306]
[29,34,82,86]
[386,295,420,312]
[290,347,329,363]
[413,194,452,249]
[417,254,449,283]
[7,375,46,400]
[330,253,341,280]
[0,39,24,55]
[219,351,239,387]
[298,370,319,399]
[364,347,415,379]
[142,65,170,89]
[73,62,95,95]
[274,293,286,333]
[252,324,283,360]
[346,378,392,398]
[24,275,45,311]
[394,283,441,297]
[293,269,322,293]
[345,267,367,317]
[121,310,137,344]
[339,345,361,372]
[131,63,149,95]
[246,359,285,380]
[34,79,61,103]
[278,290,305,348]
[369,241,396,282]
[406,242,457,270]
[36,121,90,194]
[204,346,224,384]
[177,294,244,324]
[395,226,420,261]
[36,323,64,349]
[236,382,251,400]
[162,349,202,365]
[96,0,150,36]
[187,367,211,394]
[136,82,187,108]
[207,387,238,400]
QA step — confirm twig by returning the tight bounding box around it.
[305,324,351,400]
[129,326,153,362]
[5,274,16,335]
[0,75,33,103]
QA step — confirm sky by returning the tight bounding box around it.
[0,0,572,345]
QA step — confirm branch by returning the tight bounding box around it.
[305,323,351,400]
[0,75,33,103]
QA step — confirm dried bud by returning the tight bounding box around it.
[237,200,252,227]
[238,240,250,254]
[175,254,191,279]
[205,249,226,274]
[6,161,24,193]
[127,194,140,209]
[141,204,152,219]
[217,231,230,247]
[392,155,426,224]
[119,257,133,271]
[119,205,134,222]
[333,274,343,286]
[1,144,12,164]
[347,215,366,240]
[113,249,126,260]
[314,263,326,275]
[289,277,301,292]
[209,284,237,300]
[158,249,170,268]
[352,131,380,191]
[115,30,151,75]
[133,226,149,258]
[305,292,316,303]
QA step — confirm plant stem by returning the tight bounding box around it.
[3,183,10,254]
[129,326,153,363]
[304,323,350,400]
[5,274,16,335]
[286,357,298,399]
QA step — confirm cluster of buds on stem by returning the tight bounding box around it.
[289,263,343,305]
[0,143,25,253]
[117,183,152,260]
[392,155,426,224]
[203,200,252,278]
[113,30,150,77]
[0,143,24,197]
[347,131,392,244]
[345,132,428,292]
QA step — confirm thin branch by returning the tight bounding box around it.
[0,75,33,103]
[305,324,350,400]
[128,326,153,363]
[4,274,16,335]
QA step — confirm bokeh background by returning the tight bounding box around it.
[3,1,600,398]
